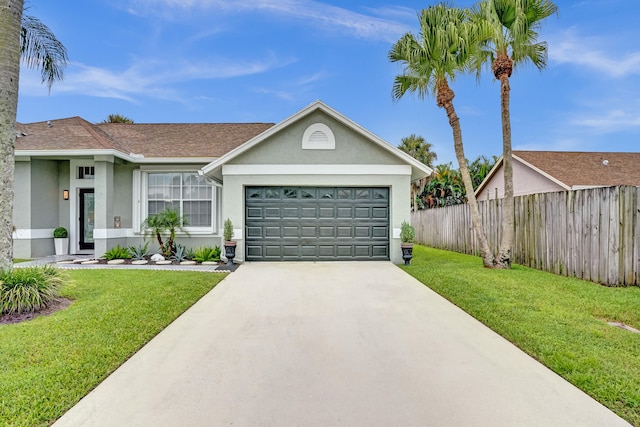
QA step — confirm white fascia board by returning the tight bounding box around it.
[133,157,215,164]
[222,164,412,176]
[512,154,571,190]
[15,149,215,165]
[201,100,433,179]
[572,185,606,190]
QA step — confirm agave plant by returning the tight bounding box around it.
[129,242,150,261]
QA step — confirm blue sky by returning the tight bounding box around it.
[16,0,640,165]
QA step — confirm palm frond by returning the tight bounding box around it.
[20,14,68,90]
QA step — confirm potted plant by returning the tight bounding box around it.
[223,218,236,267]
[400,221,415,266]
[53,227,69,256]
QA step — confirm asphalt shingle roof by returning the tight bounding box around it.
[16,117,274,159]
[514,150,640,187]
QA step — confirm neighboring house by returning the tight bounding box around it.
[476,150,640,201]
[14,101,432,263]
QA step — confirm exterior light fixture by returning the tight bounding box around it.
[63,190,69,200]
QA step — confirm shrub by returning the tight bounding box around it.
[53,227,68,238]
[223,218,234,242]
[184,247,196,261]
[0,266,64,314]
[192,246,221,263]
[103,245,132,260]
[129,242,150,261]
[400,221,415,244]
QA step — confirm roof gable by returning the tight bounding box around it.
[201,100,433,181]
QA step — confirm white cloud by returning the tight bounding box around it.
[19,54,295,102]
[127,0,411,43]
[569,109,640,132]
[549,28,640,78]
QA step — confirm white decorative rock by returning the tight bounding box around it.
[151,254,165,262]
[202,261,219,265]
[81,260,100,265]
[108,259,125,265]
[131,260,148,265]
[156,260,173,265]
[180,260,196,265]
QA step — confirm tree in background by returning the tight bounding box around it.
[398,134,437,167]
[102,113,134,124]
[418,155,497,209]
[0,2,68,269]
[389,3,496,267]
[472,0,557,268]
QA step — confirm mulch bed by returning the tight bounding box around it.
[0,298,73,325]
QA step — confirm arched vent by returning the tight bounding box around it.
[302,123,335,150]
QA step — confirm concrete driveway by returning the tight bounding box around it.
[53,262,630,426]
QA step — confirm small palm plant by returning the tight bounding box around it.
[142,208,189,258]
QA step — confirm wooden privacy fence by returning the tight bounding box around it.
[411,186,640,286]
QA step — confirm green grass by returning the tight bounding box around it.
[12,259,32,264]
[402,245,640,426]
[0,269,226,427]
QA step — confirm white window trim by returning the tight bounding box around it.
[133,168,218,235]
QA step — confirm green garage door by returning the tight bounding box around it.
[245,186,389,261]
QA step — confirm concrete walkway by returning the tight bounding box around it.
[53,262,630,426]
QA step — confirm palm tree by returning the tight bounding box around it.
[102,113,134,124]
[398,134,437,167]
[0,2,68,269]
[142,209,189,257]
[472,0,557,268]
[389,3,496,268]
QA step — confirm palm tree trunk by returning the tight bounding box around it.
[0,0,24,270]
[438,80,495,268]
[495,55,514,269]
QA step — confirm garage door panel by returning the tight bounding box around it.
[282,207,299,218]
[246,186,389,261]
[318,226,335,237]
[337,226,352,238]
[283,226,299,237]
[319,207,335,218]
[265,226,281,237]
[372,207,388,219]
[301,227,316,237]
[247,226,262,237]
[247,207,262,219]
[354,227,370,238]
[354,207,370,218]
[336,207,352,218]
[372,226,388,238]
[301,208,316,218]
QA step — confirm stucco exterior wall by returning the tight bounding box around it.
[13,160,32,258]
[229,110,403,167]
[477,159,566,200]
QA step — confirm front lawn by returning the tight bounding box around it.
[403,245,640,426]
[0,269,226,427]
